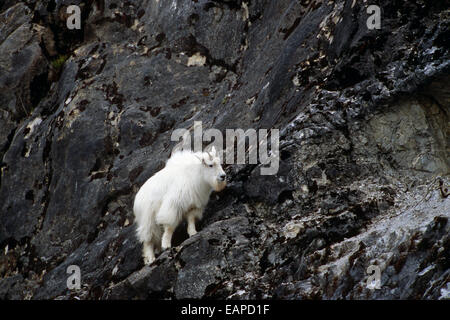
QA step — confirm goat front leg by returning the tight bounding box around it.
[161,225,174,250]
[186,208,203,237]
[142,241,155,265]
[187,214,197,237]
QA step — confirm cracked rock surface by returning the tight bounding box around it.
[0,0,449,299]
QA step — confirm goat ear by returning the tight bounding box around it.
[211,146,217,156]
[194,154,203,163]
[196,154,210,166]
[171,143,182,156]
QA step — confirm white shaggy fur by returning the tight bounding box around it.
[133,147,226,264]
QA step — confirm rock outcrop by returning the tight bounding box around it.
[0,0,448,299]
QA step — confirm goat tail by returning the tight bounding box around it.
[133,194,162,244]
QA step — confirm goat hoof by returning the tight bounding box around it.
[144,256,155,265]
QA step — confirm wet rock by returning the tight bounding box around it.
[0,3,50,120]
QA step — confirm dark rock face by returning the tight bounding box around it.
[0,0,449,300]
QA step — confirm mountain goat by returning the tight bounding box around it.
[133,147,226,264]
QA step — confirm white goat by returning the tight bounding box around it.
[133,147,226,264]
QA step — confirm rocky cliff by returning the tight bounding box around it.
[0,0,449,300]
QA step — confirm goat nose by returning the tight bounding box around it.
[219,174,226,181]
